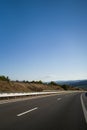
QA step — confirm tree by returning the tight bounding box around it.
[61,84,69,90]
[0,75,10,81]
[49,81,58,86]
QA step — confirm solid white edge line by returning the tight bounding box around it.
[80,94,87,123]
[17,107,38,117]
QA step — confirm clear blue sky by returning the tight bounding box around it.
[0,0,87,81]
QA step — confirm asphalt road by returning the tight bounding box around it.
[0,92,87,130]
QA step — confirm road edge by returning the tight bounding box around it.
[80,93,87,124]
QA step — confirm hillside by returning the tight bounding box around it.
[56,80,87,89]
[0,80,63,93]
[0,76,83,92]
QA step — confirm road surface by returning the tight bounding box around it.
[0,92,87,130]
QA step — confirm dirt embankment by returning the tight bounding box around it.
[0,81,63,93]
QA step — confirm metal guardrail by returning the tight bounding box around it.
[0,91,81,98]
[0,91,60,98]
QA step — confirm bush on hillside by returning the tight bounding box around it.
[61,84,69,90]
[0,75,10,81]
[49,81,58,86]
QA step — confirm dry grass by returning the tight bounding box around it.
[0,81,63,93]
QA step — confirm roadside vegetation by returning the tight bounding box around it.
[0,75,10,82]
[0,75,81,93]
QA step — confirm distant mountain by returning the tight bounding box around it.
[56,80,87,89]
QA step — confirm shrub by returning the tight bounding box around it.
[49,81,58,86]
[61,84,69,90]
[0,75,10,81]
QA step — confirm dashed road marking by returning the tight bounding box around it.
[57,98,61,101]
[17,107,38,117]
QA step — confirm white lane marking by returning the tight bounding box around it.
[17,107,38,117]
[65,95,68,97]
[57,98,61,101]
[80,94,87,123]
